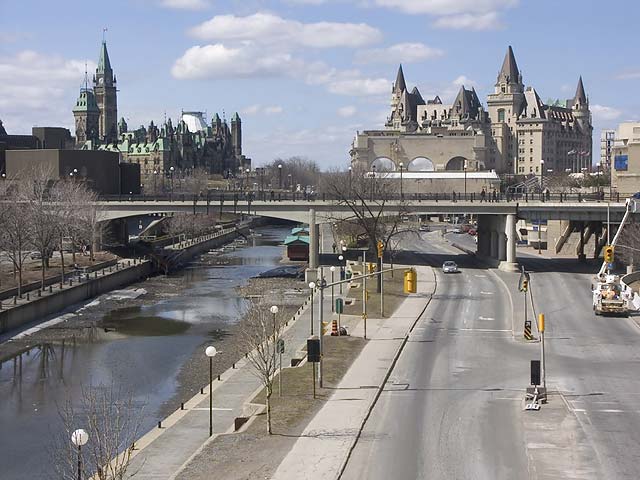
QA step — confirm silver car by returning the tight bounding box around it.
[442,261,459,273]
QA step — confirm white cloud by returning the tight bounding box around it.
[432,12,503,30]
[355,42,443,64]
[373,0,517,15]
[328,77,390,96]
[338,106,357,117]
[452,75,476,88]
[591,104,623,122]
[189,13,382,49]
[264,105,283,115]
[616,71,640,81]
[0,50,94,133]
[171,44,301,79]
[160,0,210,9]
[241,104,284,115]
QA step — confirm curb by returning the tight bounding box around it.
[335,267,437,479]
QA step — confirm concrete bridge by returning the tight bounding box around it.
[98,198,627,272]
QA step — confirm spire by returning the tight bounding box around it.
[574,76,587,105]
[394,64,406,93]
[231,112,240,122]
[97,41,112,75]
[498,46,520,84]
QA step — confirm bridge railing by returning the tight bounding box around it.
[97,190,631,204]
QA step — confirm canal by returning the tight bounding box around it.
[0,225,290,480]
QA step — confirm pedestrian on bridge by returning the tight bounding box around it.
[480,188,486,202]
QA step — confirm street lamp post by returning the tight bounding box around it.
[371,165,376,201]
[205,345,218,436]
[287,174,292,192]
[348,166,352,198]
[399,162,404,200]
[308,281,316,335]
[71,428,89,480]
[338,253,345,294]
[463,160,468,200]
[278,164,283,189]
[540,160,545,200]
[169,166,175,200]
[330,266,336,312]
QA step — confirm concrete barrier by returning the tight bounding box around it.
[0,261,152,334]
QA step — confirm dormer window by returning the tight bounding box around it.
[501,85,506,93]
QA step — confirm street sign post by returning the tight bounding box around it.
[336,298,344,332]
[519,268,532,340]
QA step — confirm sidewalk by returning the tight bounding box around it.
[125,277,338,479]
[270,265,435,480]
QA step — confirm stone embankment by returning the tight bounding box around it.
[0,221,256,335]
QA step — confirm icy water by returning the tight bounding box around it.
[0,226,289,480]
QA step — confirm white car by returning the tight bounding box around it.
[442,261,459,273]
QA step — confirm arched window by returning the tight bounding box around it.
[371,157,396,171]
[445,156,467,171]
[407,157,435,172]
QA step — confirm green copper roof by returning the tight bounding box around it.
[97,41,112,74]
[73,88,99,113]
[284,235,310,246]
[231,112,240,122]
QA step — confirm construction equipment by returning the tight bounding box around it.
[593,194,639,316]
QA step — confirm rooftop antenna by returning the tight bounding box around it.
[102,27,108,43]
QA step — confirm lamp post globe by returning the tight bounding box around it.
[270,305,279,315]
[338,255,344,261]
[309,281,316,289]
[330,266,336,272]
[71,429,89,447]
[205,346,217,357]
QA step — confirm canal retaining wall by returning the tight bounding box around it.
[0,261,153,334]
[0,220,263,335]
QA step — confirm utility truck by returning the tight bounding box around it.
[592,193,640,316]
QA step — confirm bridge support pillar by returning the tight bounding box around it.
[490,230,498,260]
[305,208,319,283]
[476,215,491,257]
[499,214,519,272]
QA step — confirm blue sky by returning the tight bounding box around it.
[1,0,638,168]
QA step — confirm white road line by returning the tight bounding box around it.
[478,316,495,321]
[474,274,487,278]
[458,328,511,332]
[192,407,234,411]
[480,291,494,295]
[572,408,626,413]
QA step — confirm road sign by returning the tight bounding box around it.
[276,339,285,354]
[335,298,344,314]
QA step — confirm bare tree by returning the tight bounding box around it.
[24,165,65,288]
[320,165,414,290]
[51,384,144,480]
[266,157,321,191]
[239,300,285,434]
[0,178,32,296]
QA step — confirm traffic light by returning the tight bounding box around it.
[604,245,614,264]
[521,279,528,293]
[377,240,384,258]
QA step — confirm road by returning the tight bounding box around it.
[341,229,640,479]
[343,230,531,479]
[518,255,640,478]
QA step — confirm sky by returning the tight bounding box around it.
[1,0,639,169]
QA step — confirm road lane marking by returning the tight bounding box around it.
[458,328,511,332]
[478,316,495,321]
[480,291,494,295]
[572,408,625,413]
[474,274,487,278]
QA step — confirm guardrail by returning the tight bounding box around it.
[97,190,634,204]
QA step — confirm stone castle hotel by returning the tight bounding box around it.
[72,41,249,180]
[351,46,593,177]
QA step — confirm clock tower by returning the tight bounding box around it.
[94,41,118,143]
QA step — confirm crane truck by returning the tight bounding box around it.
[592,194,640,316]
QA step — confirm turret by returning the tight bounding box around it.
[231,112,242,157]
[72,87,100,145]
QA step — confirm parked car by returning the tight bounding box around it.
[468,228,477,236]
[451,227,463,234]
[419,224,430,232]
[442,261,459,273]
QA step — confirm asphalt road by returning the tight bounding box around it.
[342,229,640,479]
[342,231,531,479]
[517,255,640,479]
